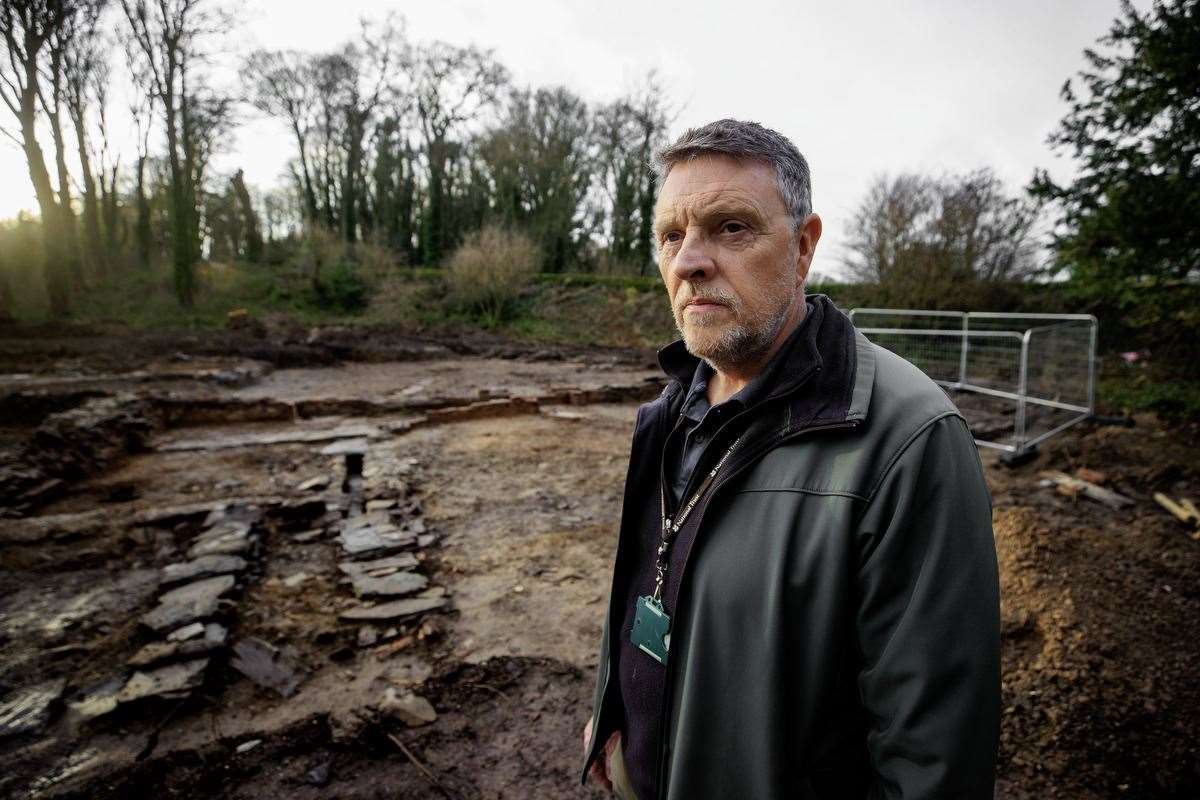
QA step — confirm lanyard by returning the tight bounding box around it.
[652,435,743,603]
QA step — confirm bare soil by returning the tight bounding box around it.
[1,323,1197,799]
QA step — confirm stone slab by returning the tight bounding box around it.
[320,437,369,456]
[142,574,235,632]
[66,676,125,721]
[126,636,223,669]
[337,553,419,577]
[338,596,447,624]
[161,554,247,586]
[161,425,381,453]
[167,622,206,642]
[337,524,415,558]
[188,530,255,558]
[118,659,208,703]
[349,571,428,599]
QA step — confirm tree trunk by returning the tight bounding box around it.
[72,111,108,279]
[293,123,319,222]
[18,99,71,317]
[423,137,448,265]
[164,90,195,307]
[135,155,152,271]
[46,98,82,288]
[231,169,263,262]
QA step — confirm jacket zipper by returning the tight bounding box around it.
[652,418,860,799]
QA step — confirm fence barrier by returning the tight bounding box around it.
[848,308,1098,458]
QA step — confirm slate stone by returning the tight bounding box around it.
[203,504,263,527]
[337,524,415,558]
[126,636,223,668]
[66,676,125,721]
[188,527,255,558]
[377,687,437,727]
[142,574,235,632]
[320,438,368,456]
[365,499,396,512]
[231,638,306,698]
[161,554,247,586]
[356,626,378,648]
[0,679,66,738]
[349,571,428,599]
[337,553,419,577]
[118,659,208,702]
[338,596,448,624]
[296,476,330,492]
[167,622,206,642]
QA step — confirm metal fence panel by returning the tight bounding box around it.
[849,308,1097,455]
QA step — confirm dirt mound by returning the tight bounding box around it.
[0,395,161,515]
[995,503,1200,798]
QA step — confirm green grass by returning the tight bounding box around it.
[1098,368,1200,421]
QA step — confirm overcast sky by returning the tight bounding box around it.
[0,0,1141,279]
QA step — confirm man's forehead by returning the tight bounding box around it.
[655,156,782,219]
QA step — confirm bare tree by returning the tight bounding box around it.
[241,48,320,221]
[121,0,225,307]
[0,0,76,314]
[412,40,508,264]
[843,169,1040,288]
[63,0,110,279]
[593,74,670,275]
[480,85,594,272]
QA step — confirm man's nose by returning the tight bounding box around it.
[670,230,717,282]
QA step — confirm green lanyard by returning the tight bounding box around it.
[632,436,742,665]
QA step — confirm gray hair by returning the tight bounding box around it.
[654,119,813,228]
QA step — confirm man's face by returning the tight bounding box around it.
[654,154,818,372]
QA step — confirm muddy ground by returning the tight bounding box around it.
[1,322,1198,799]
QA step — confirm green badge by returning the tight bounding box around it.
[631,595,671,665]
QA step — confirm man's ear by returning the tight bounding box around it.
[794,213,822,287]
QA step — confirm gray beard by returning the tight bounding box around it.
[676,286,796,374]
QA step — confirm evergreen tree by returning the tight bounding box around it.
[1030,0,1200,288]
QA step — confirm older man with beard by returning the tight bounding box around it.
[580,120,1000,800]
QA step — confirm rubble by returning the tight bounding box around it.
[377,687,437,727]
[230,638,306,698]
[0,679,66,738]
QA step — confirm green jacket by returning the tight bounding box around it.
[583,296,1000,799]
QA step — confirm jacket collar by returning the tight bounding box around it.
[656,294,875,433]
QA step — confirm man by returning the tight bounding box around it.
[580,120,1000,799]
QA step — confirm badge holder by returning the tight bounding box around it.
[631,595,671,665]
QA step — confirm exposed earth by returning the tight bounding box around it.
[0,321,1197,799]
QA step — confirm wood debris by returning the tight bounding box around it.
[1040,471,1134,509]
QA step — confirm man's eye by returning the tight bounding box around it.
[721,221,746,234]
[663,232,682,244]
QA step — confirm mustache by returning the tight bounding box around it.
[674,285,738,312]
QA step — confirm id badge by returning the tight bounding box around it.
[631,595,671,665]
